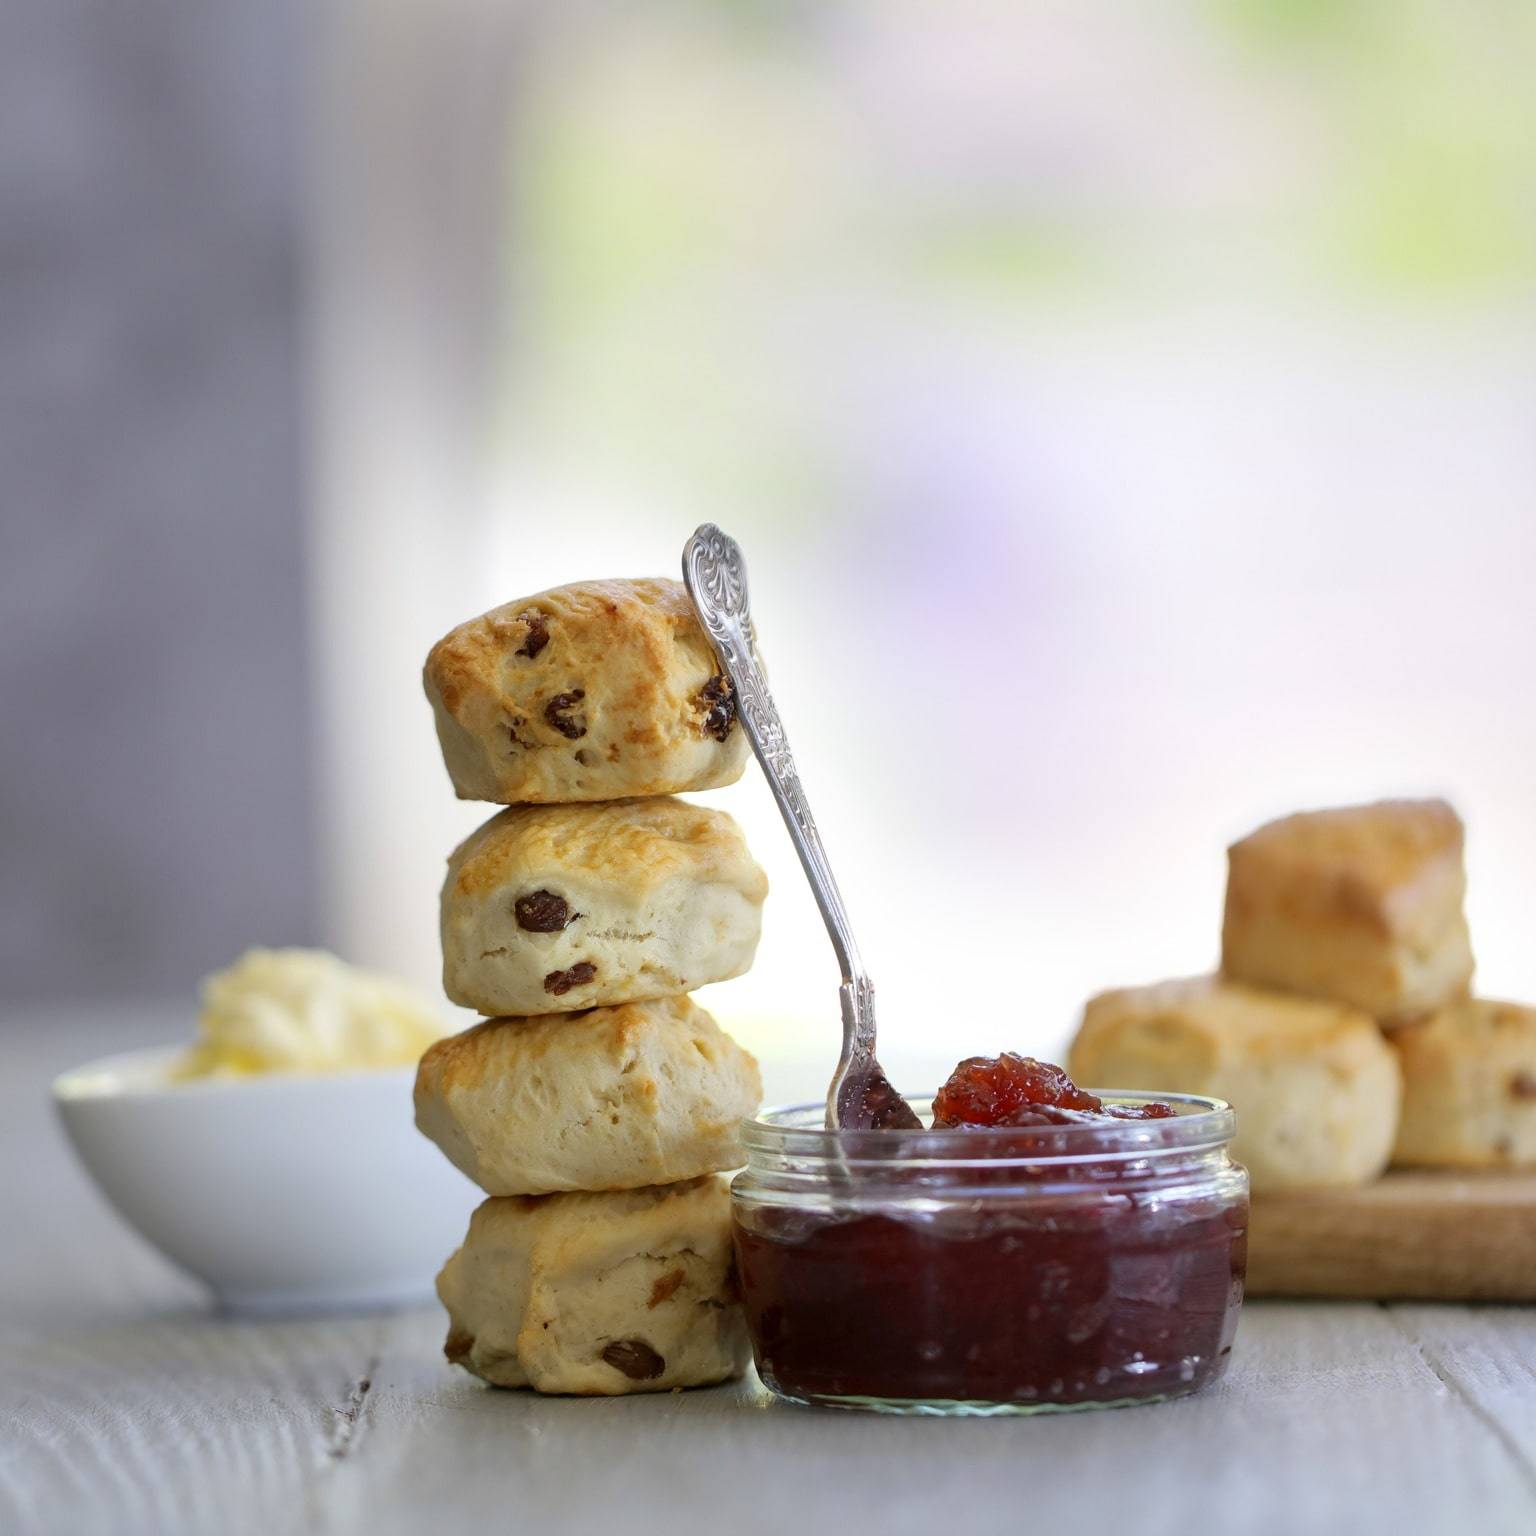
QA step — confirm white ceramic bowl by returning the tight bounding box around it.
[54,1046,481,1316]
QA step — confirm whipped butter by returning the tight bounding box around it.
[175,948,450,1079]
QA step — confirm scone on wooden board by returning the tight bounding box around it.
[438,1176,747,1394]
[441,797,767,1017]
[423,578,749,804]
[414,995,761,1196]
[1069,976,1401,1193]
[1390,998,1536,1169]
[1221,798,1474,1023]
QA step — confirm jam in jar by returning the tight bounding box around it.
[732,1062,1247,1415]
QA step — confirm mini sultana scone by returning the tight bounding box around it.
[414,995,761,1196]
[441,797,767,1017]
[1390,998,1536,1169]
[1069,975,1401,1193]
[423,578,749,804]
[1221,798,1474,1023]
[438,1176,748,1394]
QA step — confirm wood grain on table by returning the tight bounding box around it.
[4,1008,1536,1536]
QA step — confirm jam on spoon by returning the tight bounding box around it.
[839,1059,922,1130]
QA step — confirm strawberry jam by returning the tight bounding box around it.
[732,1063,1247,1413]
[932,1053,1177,1128]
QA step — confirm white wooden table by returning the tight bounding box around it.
[6,1009,1536,1536]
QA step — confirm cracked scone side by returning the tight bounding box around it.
[414,995,762,1195]
[437,1177,748,1394]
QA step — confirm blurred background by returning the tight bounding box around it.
[6,0,1536,1094]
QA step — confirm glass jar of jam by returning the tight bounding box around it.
[733,1093,1247,1415]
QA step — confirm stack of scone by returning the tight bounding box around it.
[1070,799,1536,1192]
[413,579,767,1394]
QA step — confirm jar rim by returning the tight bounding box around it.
[742,1090,1235,1168]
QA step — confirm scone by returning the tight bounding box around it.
[438,1176,748,1394]
[1222,798,1474,1022]
[423,578,749,804]
[1391,998,1536,1168]
[441,798,767,1017]
[1069,975,1401,1192]
[414,995,761,1195]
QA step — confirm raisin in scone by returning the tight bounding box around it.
[1221,798,1474,1023]
[414,996,761,1195]
[441,798,767,1017]
[438,1176,748,1394]
[1391,998,1536,1168]
[423,578,748,804]
[1069,975,1401,1192]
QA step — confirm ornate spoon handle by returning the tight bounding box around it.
[682,525,917,1131]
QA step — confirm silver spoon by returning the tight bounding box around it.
[682,524,920,1132]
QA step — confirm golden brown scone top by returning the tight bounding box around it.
[1226,798,1464,935]
[444,796,767,905]
[427,578,686,717]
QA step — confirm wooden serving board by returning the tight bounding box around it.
[1246,1169,1536,1301]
